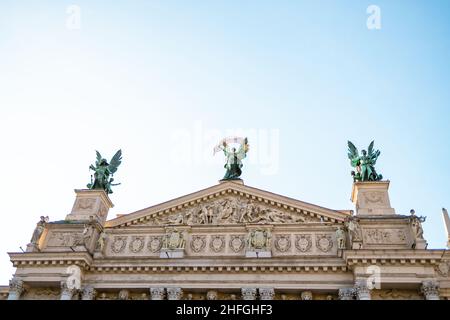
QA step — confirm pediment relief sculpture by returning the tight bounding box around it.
[140,196,319,227]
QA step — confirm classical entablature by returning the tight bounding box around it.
[4,179,450,300]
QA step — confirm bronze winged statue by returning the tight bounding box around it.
[87,150,122,194]
[347,141,383,182]
[214,137,249,180]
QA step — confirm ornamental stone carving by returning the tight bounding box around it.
[338,288,355,300]
[190,235,206,253]
[336,227,346,249]
[76,198,96,210]
[147,236,163,253]
[421,281,440,300]
[436,262,449,277]
[7,278,24,300]
[229,235,245,253]
[315,234,333,252]
[129,236,145,253]
[150,287,166,300]
[363,229,407,245]
[274,234,291,252]
[81,286,96,300]
[241,288,257,300]
[118,289,129,300]
[354,279,371,300]
[247,229,271,251]
[139,196,318,227]
[111,236,127,253]
[162,229,186,250]
[259,288,275,300]
[209,235,225,253]
[60,281,78,300]
[206,290,218,300]
[295,234,312,252]
[96,232,108,255]
[301,291,313,300]
[167,287,183,300]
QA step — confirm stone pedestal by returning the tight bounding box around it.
[65,189,114,225]
[160,249,184,258]
[351,181,395,216]
[245,250,271,258]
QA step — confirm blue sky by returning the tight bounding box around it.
[0,1,449,285]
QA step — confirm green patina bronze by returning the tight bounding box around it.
[87,150,122,194]
[347,141,383,182]
[215,137,249,180]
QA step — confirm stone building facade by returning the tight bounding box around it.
[2,179,450,300]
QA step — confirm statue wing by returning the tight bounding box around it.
[236,138,249,160]
[367,141,374,156]
[108,149,122,174]
[347,141,359,164]
[95,150,102,166]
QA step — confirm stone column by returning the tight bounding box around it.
[167,287,183,300]
[241,288,257,300]
[421,281,440,300]
[259,288,275,300]
[338,288,355,300]
[7,278,24,300]
[60,281,78,300]
[354,280,371,300]
[150,287,166,300]
[81,286,96,300]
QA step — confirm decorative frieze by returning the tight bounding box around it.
[274,235,291,252]
[295,234,312,252]
[315,234,333,252]
[209,235,226,253]
[190,235,206,253]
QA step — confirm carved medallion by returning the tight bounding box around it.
[129,236,145,253]
[295,234,312,252]
[147,236,163,253]
[316,234,333,252]
[210,235,225,253]
[190,235,206,253]
[76,198,96,210]
[111,236,127,253]
[274,235,291,252]
[229,235,245,253]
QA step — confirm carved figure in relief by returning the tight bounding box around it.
[409,209,426,240]
[97,231,107,254]
[345,217,362,243]
[168,212,184,225]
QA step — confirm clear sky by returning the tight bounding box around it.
[0,1,449,285]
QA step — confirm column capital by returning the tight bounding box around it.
[241,288,257,300]
[7,278,24,300]
[338,288,355,300]
[150,287,166,300]
[421,280,440,300]
[354,279,371,300]
[259,288,275,300]
[167,287,183,300]
[81,286,96,300]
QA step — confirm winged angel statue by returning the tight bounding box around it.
[87,150,122,194]
[214,137,249,180]
[347,141,383,182]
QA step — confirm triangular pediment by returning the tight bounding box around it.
[105,181,350,228]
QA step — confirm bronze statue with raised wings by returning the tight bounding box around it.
[87,150,122,194]
[347,141,383,182]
